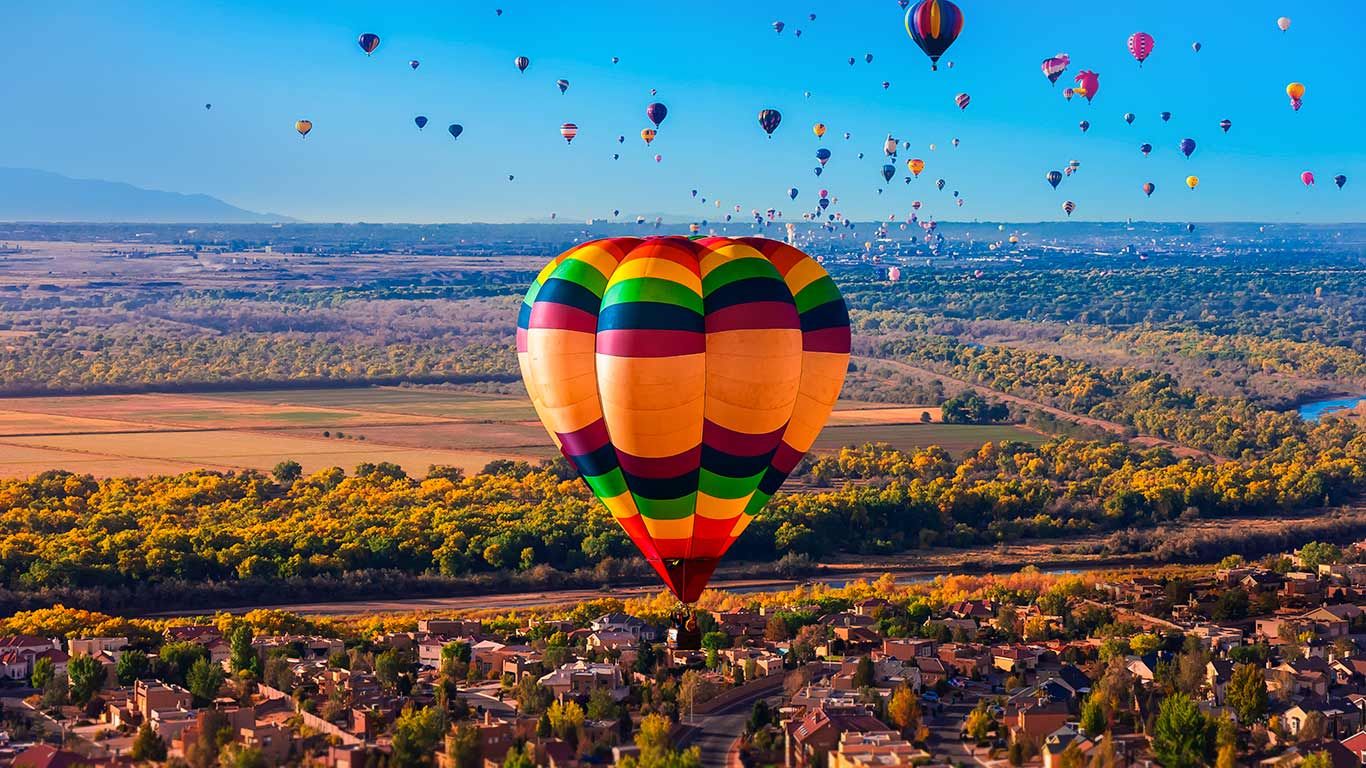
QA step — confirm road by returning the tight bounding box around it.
[690,713,746,768]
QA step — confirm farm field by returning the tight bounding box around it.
[812,423,1044,454]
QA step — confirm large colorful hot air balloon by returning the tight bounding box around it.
[560,123,579,144]
[294,119,312,138]
[515,56,530,72]
[758,109,782,137]
[1179,138,1196,158]
[1062,200,1076,216]
[641,129,657,145]
[414,116,428,130]
[1186,175,1199,190]
[1046,170,1063,189]
[517,236,850,604]
[955,93,970,110]
[357,33,380,55]
[1142,182,1155,197]
[1073,71,1100,102]
[904,0,964,71]
[647,103,668,128]
[813,123,827,139]
[1127,32,1155,66]
[1301,171,1315,187]
[1041,54,1070,85]
[908,158,925,177]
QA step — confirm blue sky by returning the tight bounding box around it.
[4,0,1362,223]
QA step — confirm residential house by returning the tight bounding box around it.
[783,703,890,768]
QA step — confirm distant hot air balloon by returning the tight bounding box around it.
[618,135,626,144]
[1073,71,1100,102]
[1046,170,1063,189]
[1219,119,1232,133]
[1142,182,1155,197]
[952,138,960,148]
[1063,88,1075,102]
[955,93,970,110]
[1062,200,1076,216]
[904,0,964,71]
[1277,16,1291,32]
[1179,137,1196,158]
[1140,142,1153,156]
[773,20,785,33]
[884,136,898,157]
[882,81,891,89]
[557,79,570,94]
[1301,171,1315,187]
[517,236,849,605]
[1069,159,1081,172]
[205,103,212,110]
[560,122,579,144]
[1286,82,1305,110]
[865,53,874,63]
[908,158,925,177]
[888,266,901,281]
[641,129,657,145]
[1124,112,1135,125]
[409,59,420,70]
[1335,174,1348,189]
[813,123,827,139]
[515,56,530,72]
[647,102,668,127]
[655,154,662,163]
[758,109,782,137]
[848,56,856,66]
[1041,54,1070,85]
[1161,111,1172,122]
[496,8,503,15]
[1127,32,1155,66]
[357,33,380,55]
[936,178,946,191]
[816,148,832,166]
[295,119,312,138]
[1186,175,1199,190]
[1192,41,1202,53]
[789,187,799,199]
[1079,120,1090,133]
[881,164,896,182]
[414,116,428,130]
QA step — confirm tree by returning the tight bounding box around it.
[185,709,229,768]
[966,706,994,741]
[1212,589,1249,621]
[1301,752,1334,768]
[852,656,875,689]
[116,649,150,685]
[586,687,618,720]
[502,744,536,768]
[886,685,922,737]
[514,676,551,715]
[701,632,730,669]
[1296,542,1342,570]
[218,744,266,768]
[1079,696,1105,737]
[67,653,104,705]
[1129,633,1161,656]
[130,722,168,761]
[1151,693,1210,768]
[375,648,404,692]
[548,699,586,740]
[764,614,789,642]
[391,706,444,768]
[1226,663,1268,724]
[229,625,259,676]
[272,460,302,486]
[1214,742,1237,768]
[679,670,716,717]
[159,641,209,685]
[447,725,481,768]
[30,656,54,689]
[186,657,226,705]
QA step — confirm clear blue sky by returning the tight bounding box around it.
[4,0,1362,223]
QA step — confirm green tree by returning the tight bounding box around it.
[1300,752,1334,768]
[272,460,303,486]
[375,648,404,692]
[447,725,481,768]
[130,722,168,761]
[587,687,618,720]
[1151,693,1210,768]
[30,656,54,690]
[116,649,150,685]
[502,744,536,768]
[186,657,226,705]
[229,625,260,676]
[852,656,875,689]
[1296,542,1342,570]
[218,744,266,768]
[67,653,105,705]
[1226,663,1268,724]
[515,676,552,715]
[1079,696,1105,737]
[159,641,209,685]
[391,706,444,768]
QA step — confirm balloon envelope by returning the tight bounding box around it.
[647,103,669,127]
[904,0,965,71]
[517,237,850,603]
[357,33,380,55]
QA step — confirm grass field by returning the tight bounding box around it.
[0,386,1038,479]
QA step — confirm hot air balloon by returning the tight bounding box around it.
[357,33,380,55]
[205,103,212,110]
[1142,182,1155,197]
[773,20,785,33]
[1219,119,1232,133]
[1187,223,1196,232]
[1079,120,1090,133]
[884,136,898,157]
[1140,142,1153,156]
[508,175,515,181]
[1179,138,1196,158]
[1068,159,1081,172]
[882,81,891,89]
[865,53,874,63]
[1073,71,1099,102]
[641,129,657,145]
[758,109,782,137]
[612,56,620,64]
[1192,41,1202,52]
[908,158,925,177]
[1277,16,1291,31]
[1160,111,1171,122]
[1286,82,1305,110]
[955,93,970,110]
[295,119,312,138]
[1127,32,1155,66]
[613,154,620,160]
[655,154,662,163]
[517,236,850,605]
[496,8,503,15]
[1062,200,1075,216]
[813,123,827,138]
[1301,171,1315,187]
[904,0,964,71]
[414,116,428,130]
[691,190,698,198]
[788,188,799,200]
[936,178,946,191]
[557,79,570,94]
[1186,175,1199,190]
[881,165,896,183]
[410,59,420,70]
[1124,112,1135,125]
[1041,54,1070,85]
[618,135,626,144]
[1063,88,1075,102]
[560,123,579,144]
[1335,174,1348,189]
[647,103,668,128]
[952,138,960,148]
[1046,171,1063,189]
[816,148,832,166]
[515,56,530,72]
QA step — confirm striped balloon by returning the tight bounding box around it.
[1041,54,1070,85]
[905,0,964,71]
[560,122,578,143]
[955,92,970,110]
[517,236,850,602]
[1127,32,1155,66]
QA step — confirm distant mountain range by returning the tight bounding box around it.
[0,168,294,223]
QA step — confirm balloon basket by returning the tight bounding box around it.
[668,607,702,651]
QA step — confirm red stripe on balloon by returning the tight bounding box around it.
[596,329,705,357]
[616,446,702,479]
[528,301,598,333]
[703,420,786,456]
[557,418,611,457]
[803,326,852,353]
[704,301,800,332]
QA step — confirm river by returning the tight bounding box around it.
[1298,395,1366,422]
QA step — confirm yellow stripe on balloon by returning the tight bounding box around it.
[606,256,702,292]
[698,241,764,276]
[781,257,829,296]
[601,490,641,520]
[696,491,752,520]
[642,515,694,540]
[568,243,625,282]
[928,1,942,38]
[533,253,571,286]
[728,513,755,538]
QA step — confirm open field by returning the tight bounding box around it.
[0,385,1026,478]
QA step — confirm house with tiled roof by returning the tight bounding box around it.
[783,703,891,768]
